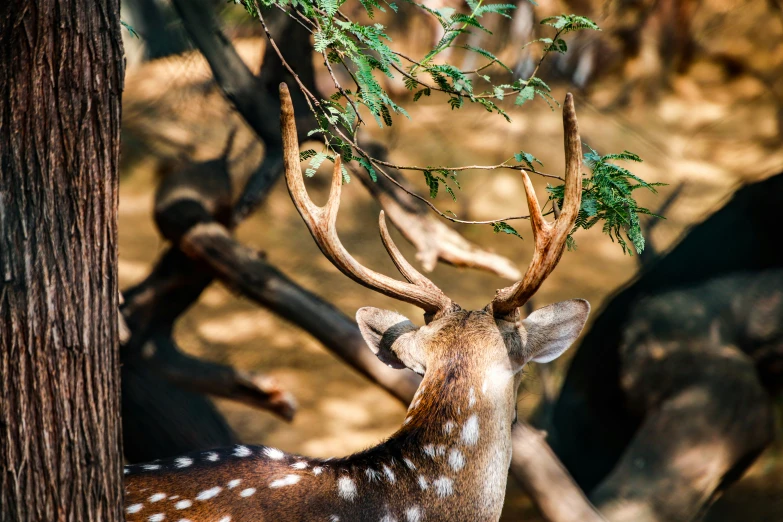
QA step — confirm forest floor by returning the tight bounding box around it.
[119,37,783,520]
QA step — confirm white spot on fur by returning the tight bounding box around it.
[148,493,166,503]
[462,414,480,445]
[329,516,340,522]
[468,387,476,408]
[195,487,221,500]
[148,514,165,522]
[205,452,219,462]
[365,468,381,482]
[124,467,130,475]
[406,506,422,522]
[434,445,446,457]
[448,448,466,471]
[291,461,308,469]
[337,476,357,501]
[313,467,323,475]
[168,496,178,500]
[418,476,428,490]
[264,447,285,460]
[403,458,416,470]
[443,421,455,434]
[433,477,454,497]
[240,488,256,497]
[233,445,252,457]
[422,445,435,458]
[380,514,398,522]
[176,519,192,522]
[403,417,412,425]
[175,500,192,510]
[227,479,241,489]
[383,465,396,483]
[126,504,143,514]
[270,475,301,488]
[142,464,160,471]
[175,457,192,468]
[218,517,231,522]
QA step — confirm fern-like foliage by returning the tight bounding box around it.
[235,0,663,257]
[547,146,665,255]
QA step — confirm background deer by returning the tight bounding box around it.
[123,83,590,522]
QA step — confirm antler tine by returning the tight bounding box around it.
[490,93,583,318]
[378,210,439,290]
[280,84,319,219]
[279,83,452,317]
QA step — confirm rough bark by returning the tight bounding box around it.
[0,1,124,520]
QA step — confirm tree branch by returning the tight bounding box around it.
[351,142,522,279]
[178,220,422,403]
[143,333,297,421]
[511,423,608,522]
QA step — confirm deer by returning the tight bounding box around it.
[123,83,590,522]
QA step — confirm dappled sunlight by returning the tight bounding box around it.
[117,9,783,517]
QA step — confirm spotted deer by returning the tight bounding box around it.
[123,84,590,522]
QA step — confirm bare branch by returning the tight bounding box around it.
[511,423,607,522]
[143,334,297,421]
[349,142,522,279]
[179,221,422,403]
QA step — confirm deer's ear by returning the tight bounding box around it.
[356,307,425,374]
[521,299,590,363]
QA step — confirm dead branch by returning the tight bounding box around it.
[511,423,608,522]
[122,352,238,463]
[178,220,422,403]
[142,333,297,421]
[170,0,281,150]
[352,142,522,279]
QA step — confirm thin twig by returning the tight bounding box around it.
[371,158,564,180]
[255,1,563,226]
[321,51,364,126]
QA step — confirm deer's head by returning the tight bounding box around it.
[280,83,590,420]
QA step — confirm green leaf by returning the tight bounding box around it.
[121,20,139,38]
[515,85,535,106]
[514,151,543,171]
[423,170,439,198]
[492,221,523,239]
[546,146,663,256]
[358,157,377,182]
[299,149,318,162]
[305,152,328,177]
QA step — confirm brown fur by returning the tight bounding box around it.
[125,306,588,521]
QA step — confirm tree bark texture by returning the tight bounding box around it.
[0,1,124,520]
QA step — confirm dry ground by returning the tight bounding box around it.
[119,36,783,520]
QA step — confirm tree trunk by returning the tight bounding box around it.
[0,1,124,520]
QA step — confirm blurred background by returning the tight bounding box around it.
[118,0,782,520]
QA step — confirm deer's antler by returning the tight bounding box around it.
[280,83,453,319]
[490,93,583,318]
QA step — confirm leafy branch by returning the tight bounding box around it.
[240,0,662,255]
[547,146,666,255]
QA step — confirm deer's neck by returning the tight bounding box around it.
[356,360,517,519]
